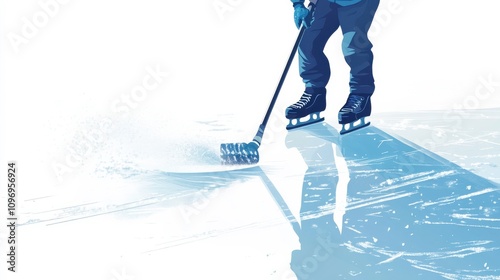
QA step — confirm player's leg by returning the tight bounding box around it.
[337,0,380,133]
[286,1,340,129]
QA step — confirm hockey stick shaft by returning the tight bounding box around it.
[251,25,308,146]
[220,7,312,165]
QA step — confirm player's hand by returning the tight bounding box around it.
[293,3,313,29]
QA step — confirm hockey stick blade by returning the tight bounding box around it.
[220,142,259,165]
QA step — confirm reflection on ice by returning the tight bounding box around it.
[18,117,500,279]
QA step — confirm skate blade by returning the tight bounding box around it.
[340,117,370,135]
[286,113,324,130]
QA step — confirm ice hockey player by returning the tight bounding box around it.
[285,0,380,134]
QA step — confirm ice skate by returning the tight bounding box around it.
[286,91,326,130]
[338,94,371,135]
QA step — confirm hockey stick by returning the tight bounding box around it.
[220,6,314,165]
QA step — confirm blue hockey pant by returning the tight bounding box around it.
[299,0,380,95]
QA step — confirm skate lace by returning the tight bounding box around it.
[291,93,312,109]
[343,95,364,110]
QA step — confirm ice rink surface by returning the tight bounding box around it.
[5,109,499,280]
[1,1,500,279]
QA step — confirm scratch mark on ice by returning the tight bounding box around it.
[422,188,496,207]
[423,221,500,230]
[372,171,456,194]
[451,213,500,222]
[377,251,404,265]
[347,192,417,211]
[456,188,496,200]
[346,226,362,234]
[377,139,394,148]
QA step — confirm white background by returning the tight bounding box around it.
[0,0,500,278]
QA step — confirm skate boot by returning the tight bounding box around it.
[338,94,371,135]
[285,90,326,130]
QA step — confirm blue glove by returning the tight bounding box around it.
[293,3,314,29]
